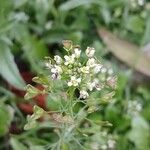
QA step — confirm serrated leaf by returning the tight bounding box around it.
[24,106,45,130]
[0,42,25,90]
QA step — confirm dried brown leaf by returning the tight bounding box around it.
[98,28,150,77]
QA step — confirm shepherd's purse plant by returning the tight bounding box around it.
[24,40,117,150]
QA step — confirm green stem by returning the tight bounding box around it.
[68,87,75,117]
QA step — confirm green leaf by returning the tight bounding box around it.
[128,115,150,150]
[32,76,51,92]
[0,42,25,90]
[29,145,45,150]
[142,17,150,45]
[12,0,28,8]
[46,93,62,111]
[33,105,45,119]
[126,15,144,33]
[0,104,14,136]
[11,24,48,73]
[59,0,101,11]
[10,138,28,150]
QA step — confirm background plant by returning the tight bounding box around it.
[0,0,150,150]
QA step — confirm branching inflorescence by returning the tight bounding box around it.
[24,40,117,149]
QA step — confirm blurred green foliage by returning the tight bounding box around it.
[0,0,150,150]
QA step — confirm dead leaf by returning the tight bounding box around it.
[141,42,150,59]
[98,28,150,77]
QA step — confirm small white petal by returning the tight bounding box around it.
[51,68,57,73]
[93,64,103,73]
[107,140,116,149]
[87,82,94,91]
[80,66,90,74]
[101,67,107,73]
[79,90,89,99]
[101,145,107,150]
[86,47,95,57]
[45,62,52,68]
[71,76,76,80]
[74,48,81,58]
[108,68,113,75]
[54,55,62,64]
[64,55,75,65]
[87,58,96,67]
[77,78,81,83]
[67,82,72,86]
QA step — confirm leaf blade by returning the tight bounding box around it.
[0,42,25,89]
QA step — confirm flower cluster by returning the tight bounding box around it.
[127,100,142,116]
[45,41,117,99]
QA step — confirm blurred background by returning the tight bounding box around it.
[0,0,150,149]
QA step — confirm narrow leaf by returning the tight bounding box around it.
[10,138,28,150]
[0,42,25,89]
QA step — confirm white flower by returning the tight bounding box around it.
[67,76,81,87]
[91,142,99,150]
[74,48,81,58]
[107,139,116,149]
[101,145,107,150]
[93,64,103,73]
[87,82,95,91]
[51,65,62,74]
[87,79,102,91]
[64,54,75,65]
[45,60,52,69]
[54,55,62,64]
[80,66,90,74]
[101,67,107,73]
[87,58,96,67]
[51,73,61,80]
[108,68,113,75]
[136,103,142,111]
[79,90,89,99]
[86,47,95,57]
